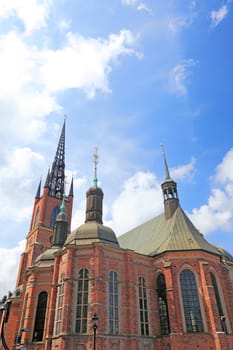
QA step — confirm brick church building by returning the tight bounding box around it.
[1,121,233,350]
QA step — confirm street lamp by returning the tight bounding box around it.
[0,301,11,350]
[92,314,99,350]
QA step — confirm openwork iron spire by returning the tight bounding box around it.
[46,118,66,199]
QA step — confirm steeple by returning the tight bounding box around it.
[161,145,179,219]
[85,148,103,224]
[69,177,74,197]
[35,179,41,199]
[45,119,66,199]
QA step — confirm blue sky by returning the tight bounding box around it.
[1,0,233,295]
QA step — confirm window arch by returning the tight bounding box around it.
[50,206,60,229]
[76,268,89,333]
[210,272,226,332]
[156,274,170,335]
[138,277,149,336]
[109,271,119,334]
[33,291,48,341]
[180,269,203,333]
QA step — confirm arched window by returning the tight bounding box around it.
[156,274,170,335]
[109,271,119,334]
[210,273,226,332]
[138,277,149,336]
[33,208,40,229]
[54,275,65,335]
[33,291,48,341]
[50,206,60,229]
[180,269,204,333]
[76,268,89,333]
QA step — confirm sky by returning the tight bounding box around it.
[0,0,233,295]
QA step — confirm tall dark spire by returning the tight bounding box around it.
[161,145,179,219]
[85,148,103,224]
[45,119,66,199]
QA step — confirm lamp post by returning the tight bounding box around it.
[0,301,11,350]
[92,314,99,350]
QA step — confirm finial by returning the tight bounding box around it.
[161,143,171,181]
[93,147,99,187]
[64,114,67,121]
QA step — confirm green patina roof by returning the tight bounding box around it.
[65,221,119,248]
[119,206,232,259]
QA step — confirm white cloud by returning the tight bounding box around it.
[0,240,25,296]
[169,59,197,96]
[171,157,196,181]
[214,148,233,183]
[105,157,196,235]
[0,147,44,221]
[0,0,50,34]
[210,5,228,28]
[121,0,152,13]
[40,30,140,98]
[0,27,139,145]
[105,171,163,235]
[190,149,233,234]
[168,16,194,33]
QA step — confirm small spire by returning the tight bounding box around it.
[161,144,171,181]
[44,168,50,188]
[35,179,41,199]
[69,177,74,196]
[93,147,99,187]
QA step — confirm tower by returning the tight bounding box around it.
[16,118,73,288]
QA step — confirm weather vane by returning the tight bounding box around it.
[93,147,99,186]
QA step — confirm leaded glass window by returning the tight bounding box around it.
[76,268,89,333]
[210,273,226,332]
[180,269,204,333]
[33,291,48,341]
[157,274,170,335]
[138,277,149,336]
[54,276,64,334]
[109,271,119,334]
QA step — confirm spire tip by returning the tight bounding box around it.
[93,147,99,187]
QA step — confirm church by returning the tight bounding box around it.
[0,121,233,350]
